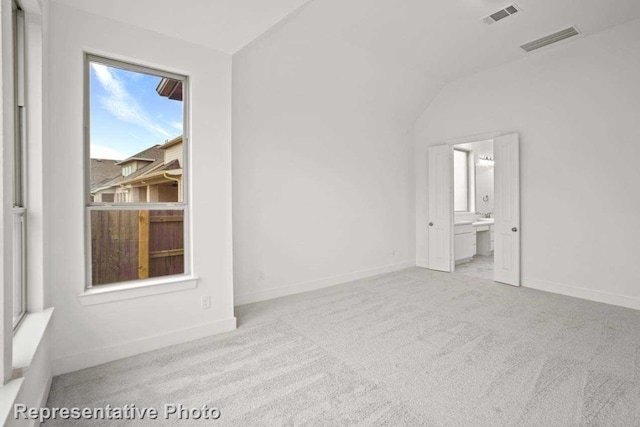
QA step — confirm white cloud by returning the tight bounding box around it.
[91,63,171,139]
[90,144,128,160]
[127,133,145,141]
[170,121,183,131]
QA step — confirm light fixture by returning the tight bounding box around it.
[476,155,494,168]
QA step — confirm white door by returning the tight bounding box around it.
[428,145,453,272]
[494,133,520,286]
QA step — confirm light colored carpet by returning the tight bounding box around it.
[46,267,640,426]
[455,254,494,280]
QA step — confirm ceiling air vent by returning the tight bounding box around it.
[483,4,521,25]
[520,27,580,52]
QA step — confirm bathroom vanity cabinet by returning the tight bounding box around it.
[454,222,475,263]
[474,222,495,256]
[455,220,495,263]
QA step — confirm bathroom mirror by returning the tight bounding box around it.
[453,140,494,215]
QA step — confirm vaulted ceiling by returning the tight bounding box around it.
[56,0,640,81]
[272,0,640,82]
[53,0,312,54]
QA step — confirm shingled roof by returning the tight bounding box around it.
[90,142,182,194]
[90,159,122,188]
[116,145,164,165]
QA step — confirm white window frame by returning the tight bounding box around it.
[83,54,191,289]
[12,1,27,331]
[2,0,53,391]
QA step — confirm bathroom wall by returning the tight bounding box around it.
[472,141,494,215]
[475,164,494,214]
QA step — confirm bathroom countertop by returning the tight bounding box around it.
[454,219,495,226]
[472,219,495,226]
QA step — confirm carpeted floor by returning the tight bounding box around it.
[455,254,494,280]
[46,267,640,426]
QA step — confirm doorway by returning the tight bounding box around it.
[427,133,520,286]
[453,140,495,281]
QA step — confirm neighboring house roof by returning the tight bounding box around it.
[120,158,182,184]
[118,160,167,185]
[156,159,181,173]
[90,140,183,194]
[90,159,122,188]
[156,78,183,101]
[115,145,164,166]
[116,157,156,165]
[92,159,164,193]
[91,145,163,193]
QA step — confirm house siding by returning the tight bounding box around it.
[163,143,183,167]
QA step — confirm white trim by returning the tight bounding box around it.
[11,308,53,379]
[86,53,187,85]
[0,378,24,426]
[24,0,47,315]
[83,53,192,288]
[78,275,199,306]
[53,316,237,375]
[234,261,415,306]
[445,130,502,146]
[523,277,640,311]
[37,376,53,417]
[0,309,52,425]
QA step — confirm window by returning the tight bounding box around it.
[12,2,27,329]
[454,149,470,212]
[85,55,188,287]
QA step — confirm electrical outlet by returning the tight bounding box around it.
[201,296,211,310]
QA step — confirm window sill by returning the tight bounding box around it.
[12,308,55,378]
[0,378,23,426]
[1,308,55,425]
[77,276,199,306]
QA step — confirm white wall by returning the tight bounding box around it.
[415,19,640,309]
[232,0,442,304]
[47,3,235,374]
[475,164,494,215]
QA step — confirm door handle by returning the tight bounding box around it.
[429,222,434,226]
[512,227,518,232]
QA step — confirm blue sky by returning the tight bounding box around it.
[89,62,183,160]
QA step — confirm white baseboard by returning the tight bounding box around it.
[53,317,237,376]
[34,377,52,426]
[523,277,640,311]
[234,260,415,306]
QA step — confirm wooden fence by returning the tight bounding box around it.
[91,209,184,285]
